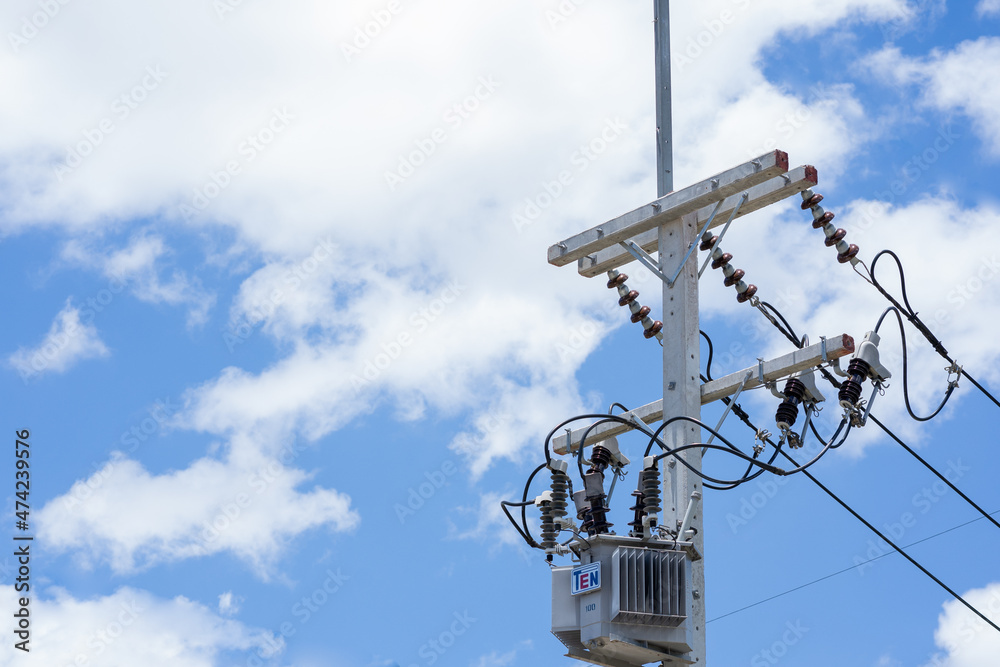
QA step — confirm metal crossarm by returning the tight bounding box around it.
[577,166,817,278]
[547,150,790,267]
[550,334,854,455]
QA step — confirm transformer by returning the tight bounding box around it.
[551,534,700,666]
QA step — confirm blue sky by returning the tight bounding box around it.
[2,0,1000,665]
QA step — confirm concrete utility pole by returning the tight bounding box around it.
[546,3,854,664]
[652,3,708,664]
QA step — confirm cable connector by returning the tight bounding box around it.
[946,362,963,388]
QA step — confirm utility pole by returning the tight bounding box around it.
[653,3,707,664]
[544,4,856,665]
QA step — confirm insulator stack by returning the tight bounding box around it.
[540,468,571,550]
[641,467,661,519]
[700,233,758,303]
[550,470,569,521]
[607,270,664,341]
[838,358,871,408]
[801,189,860,265]
[539,500,558,549]
[775,377,806,430]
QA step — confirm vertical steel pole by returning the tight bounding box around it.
[655,1,707,663]
[654,0,673,198]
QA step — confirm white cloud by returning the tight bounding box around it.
[0,585,281,666]
[7,300,109,379]
[923,582,1000,666]
[62,233,215,327]
[37,442,360,578]
[0,0,920,478]
[976,0,1000,18]
[471,644,531,667]
[866,37,1000,155]
[218,591,242,617]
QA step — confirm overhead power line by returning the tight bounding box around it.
[709,508,1000,624]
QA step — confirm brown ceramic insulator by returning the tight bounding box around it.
[801,193,824,210]
[736,284,758,303]
[711,253,733,270]
[837,244,860,264]
[724,269,746,287]
[619,290,639,307]
[630,305,651,323]
[812,211,835,229]
[700,235,718,252]
[643,321,663,339]
[607,273,628,289]
[825,229,848,247]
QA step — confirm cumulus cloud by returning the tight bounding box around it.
[37,440,360,578]
[866,37,1000,155]
[61,233,215,327]
[976,0,1000,18]
[923,582,1000,666]
[0,585,281,666]
[7,300,109,379]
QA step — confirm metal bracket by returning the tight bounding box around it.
[698,192,749,278]
[618,240,672,285]
[658,200,726,288]
[820,335,829,363]
[703,370,752,453]
[757,357,766,384]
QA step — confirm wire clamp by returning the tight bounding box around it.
[946,362,963,388]
[753,429,770,455]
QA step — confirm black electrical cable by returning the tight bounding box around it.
[868,413,1000,533]
[643,415,848,484]
[868,249,1000,411]
[778,449,1000,636]
[516,463,548,547]
[752,296,1000,545]
[874,306,956,422]
[700,330,715,381]
[708,508,1000,624]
